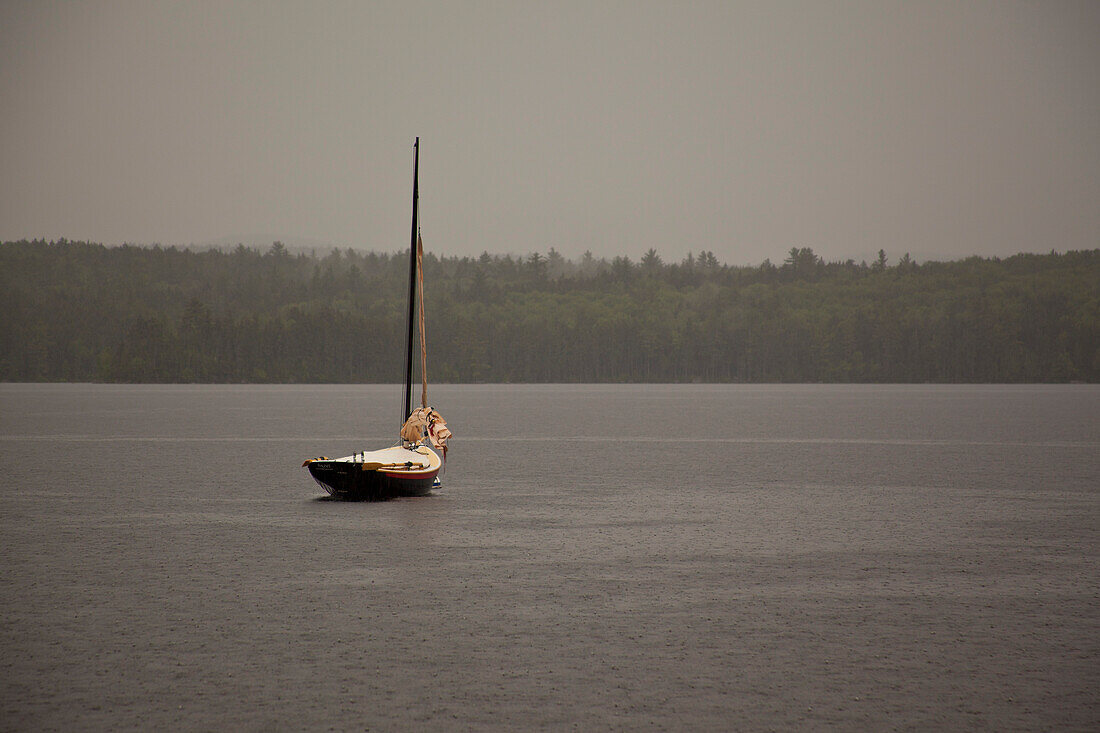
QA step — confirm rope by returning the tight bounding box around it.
[417,233,428,408]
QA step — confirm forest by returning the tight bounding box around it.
[1,239,1097,383]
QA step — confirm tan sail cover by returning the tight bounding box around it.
[400,407,452,459]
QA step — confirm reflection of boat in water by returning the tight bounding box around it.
[303,138,451,500]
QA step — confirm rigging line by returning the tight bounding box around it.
[417,233,428,408]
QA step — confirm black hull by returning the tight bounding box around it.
[307,462,436,501]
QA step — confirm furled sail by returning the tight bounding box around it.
[400,406,452,460]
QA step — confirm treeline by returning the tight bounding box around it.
[1,239,1097,383]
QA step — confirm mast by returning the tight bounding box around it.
[402,138,419,426]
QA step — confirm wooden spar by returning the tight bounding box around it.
[403,138,419,426]
[360,461,425,471]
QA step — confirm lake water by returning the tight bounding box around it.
[1,384,1097,730]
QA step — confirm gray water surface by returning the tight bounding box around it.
[2,384,1098,730]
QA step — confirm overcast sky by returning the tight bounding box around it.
[1,1,1097,265]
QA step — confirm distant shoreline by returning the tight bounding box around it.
[3,241,1097,384]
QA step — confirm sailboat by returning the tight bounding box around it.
[302,138,452,500]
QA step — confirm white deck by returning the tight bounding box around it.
[332,444,441,472]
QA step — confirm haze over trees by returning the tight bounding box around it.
[1,240,1096,383]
